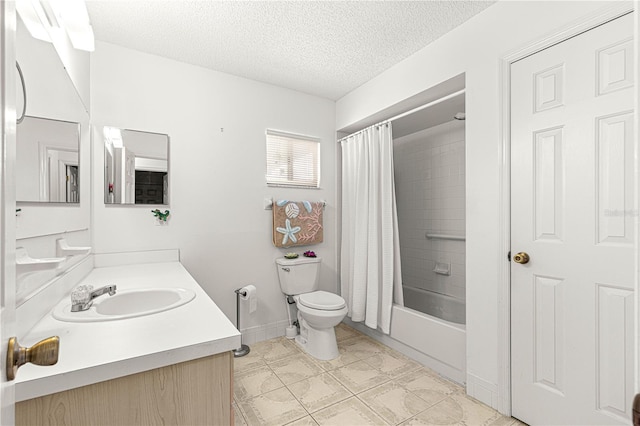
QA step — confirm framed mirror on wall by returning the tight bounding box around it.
[103,127,169,205]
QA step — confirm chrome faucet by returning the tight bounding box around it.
[71,284,117,312]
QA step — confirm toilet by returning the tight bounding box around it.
[276,256,347,360]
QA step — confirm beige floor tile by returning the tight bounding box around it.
[238,387,309,426]
[270,353,325,385]
[315,346,361,371]
[339,336,386,360]
[329,360,391,393]
[416,395,503,425]
[359,381,432,425]
[395,369,461,406]
[234,349,267,372]
[448,394,504,425]
[253,337,302,363]
[312,396,388,426]
[285,416,319,426]
[335,323,362,341]
[287,372,352,413]
[233,402,247,426]
[399,408,458,425]
[234,364,285,401]
[363,350,422,378]
[240,336,512,426]
[489,416,524,426]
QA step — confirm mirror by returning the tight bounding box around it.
[103,127,170,205]
[16,15,88,204]
[17,117,80,203]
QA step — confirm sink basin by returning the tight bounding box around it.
[52,288,196,322]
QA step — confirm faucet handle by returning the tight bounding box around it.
[70,285,93,304]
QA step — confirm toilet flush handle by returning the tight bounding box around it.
[281,267,290,272]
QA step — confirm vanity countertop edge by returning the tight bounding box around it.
[15,261,241,402]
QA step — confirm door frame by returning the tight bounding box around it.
[0,0,17,423]
[497,3,637,416]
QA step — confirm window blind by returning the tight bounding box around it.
[266,129,320,188]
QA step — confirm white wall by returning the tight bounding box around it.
[336,0,618,409]
[91,42,337,333]
[394,120,466,307]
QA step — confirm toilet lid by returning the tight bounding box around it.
[298,291,346,311]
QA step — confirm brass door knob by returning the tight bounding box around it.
[6,336,59,381]
[513,252,530,264]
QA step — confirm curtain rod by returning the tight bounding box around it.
[338,88,466,143]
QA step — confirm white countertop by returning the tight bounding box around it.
[15,261,241,402]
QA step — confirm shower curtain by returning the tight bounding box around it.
[340,122,403,335]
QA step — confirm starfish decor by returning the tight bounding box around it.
[276,219,301,245]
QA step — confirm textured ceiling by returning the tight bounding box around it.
[86,1,495,100]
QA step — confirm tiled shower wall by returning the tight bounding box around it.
[393,120,466,304]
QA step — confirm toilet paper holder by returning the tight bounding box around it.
[233,287,250,357]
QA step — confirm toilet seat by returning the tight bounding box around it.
[297,291,346,311]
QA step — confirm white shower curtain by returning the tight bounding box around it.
[340,122,403,335]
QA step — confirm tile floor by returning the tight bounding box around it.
[234,323,525,426]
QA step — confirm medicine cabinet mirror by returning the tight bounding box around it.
[15,16,88,204]
[15,12,90,239]
[103,127,170,205]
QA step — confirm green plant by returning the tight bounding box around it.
[151,209,170,221]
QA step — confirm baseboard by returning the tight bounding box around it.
[240,320,292,346]
[467,372,499,410]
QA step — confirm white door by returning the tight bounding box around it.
[511,13,634,425]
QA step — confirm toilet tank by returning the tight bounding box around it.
[275,257,321,295]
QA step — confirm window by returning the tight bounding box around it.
[265,129,320,188]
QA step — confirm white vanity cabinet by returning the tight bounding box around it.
[14,260,240,426]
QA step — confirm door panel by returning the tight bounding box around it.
[511,13,634,425]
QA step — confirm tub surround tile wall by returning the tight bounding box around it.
[234,324,521,426]
[394,120,466,303]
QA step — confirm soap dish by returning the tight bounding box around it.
[284,253,299,259]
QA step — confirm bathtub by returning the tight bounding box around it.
[345,295,466,384]
[402,285,466,325]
